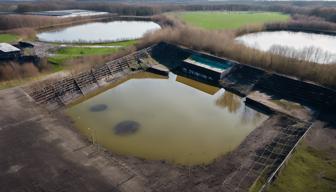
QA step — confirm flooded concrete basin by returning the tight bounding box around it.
[67,72,268,165]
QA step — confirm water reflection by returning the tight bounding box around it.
[236,31,336,64]
[215,92,242,113]
[37,21,161,43]
[176,75,220,95]
[241,106,265,126]
[67,72,268,165]
[215,91,264,126]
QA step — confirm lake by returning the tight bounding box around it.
[236,31,336,64]
[67,72,268,165]
[37,21,161,43]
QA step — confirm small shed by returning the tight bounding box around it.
[18,41,34,49]
[0,43,21,60]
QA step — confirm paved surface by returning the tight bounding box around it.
[0,88,148,192]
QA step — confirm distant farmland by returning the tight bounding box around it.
[0,34,18,43]
[176,11,290,30]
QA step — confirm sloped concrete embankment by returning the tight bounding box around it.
[25,47,153,110]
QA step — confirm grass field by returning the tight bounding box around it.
[48,47,120,65]
[48,47,120,71]
[176,11,289,30]
[267,144,336,192]
[48,39,137,69]
[0,34,18,43]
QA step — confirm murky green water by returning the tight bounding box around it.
[67,72,268,165]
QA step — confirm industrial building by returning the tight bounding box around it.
[0,43,21,60]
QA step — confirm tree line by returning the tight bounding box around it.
[1,1,335,23]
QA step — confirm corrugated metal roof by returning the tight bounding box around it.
[0,43,20,53]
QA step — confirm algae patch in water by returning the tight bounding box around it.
[90,104,108,112]
[114,120,140,136]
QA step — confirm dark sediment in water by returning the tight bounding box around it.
[114,120,140,136]
[90,104,108,112]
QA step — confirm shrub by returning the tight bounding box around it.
[0,62,40,81]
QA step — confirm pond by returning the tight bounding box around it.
[236,31,336,64]
[28,9,109,18]
[37,21,161,43]
[67,72,268,165]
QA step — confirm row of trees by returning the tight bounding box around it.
[0,15,59,30]
[3,1,336,22]
[265,15,336,32]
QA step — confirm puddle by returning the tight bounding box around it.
[67,72,268,165]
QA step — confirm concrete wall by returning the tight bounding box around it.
[25,47,152,109]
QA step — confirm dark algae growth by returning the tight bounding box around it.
[114,120,140,136]
[90,104,108,112]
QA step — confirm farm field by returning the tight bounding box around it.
[176,11,290,30]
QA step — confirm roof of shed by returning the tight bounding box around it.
[0,43,20,53]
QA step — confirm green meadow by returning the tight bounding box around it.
[0,34,18,43]
[48,40,137,68]
[48,47,120,71]
[177,11,289,30]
